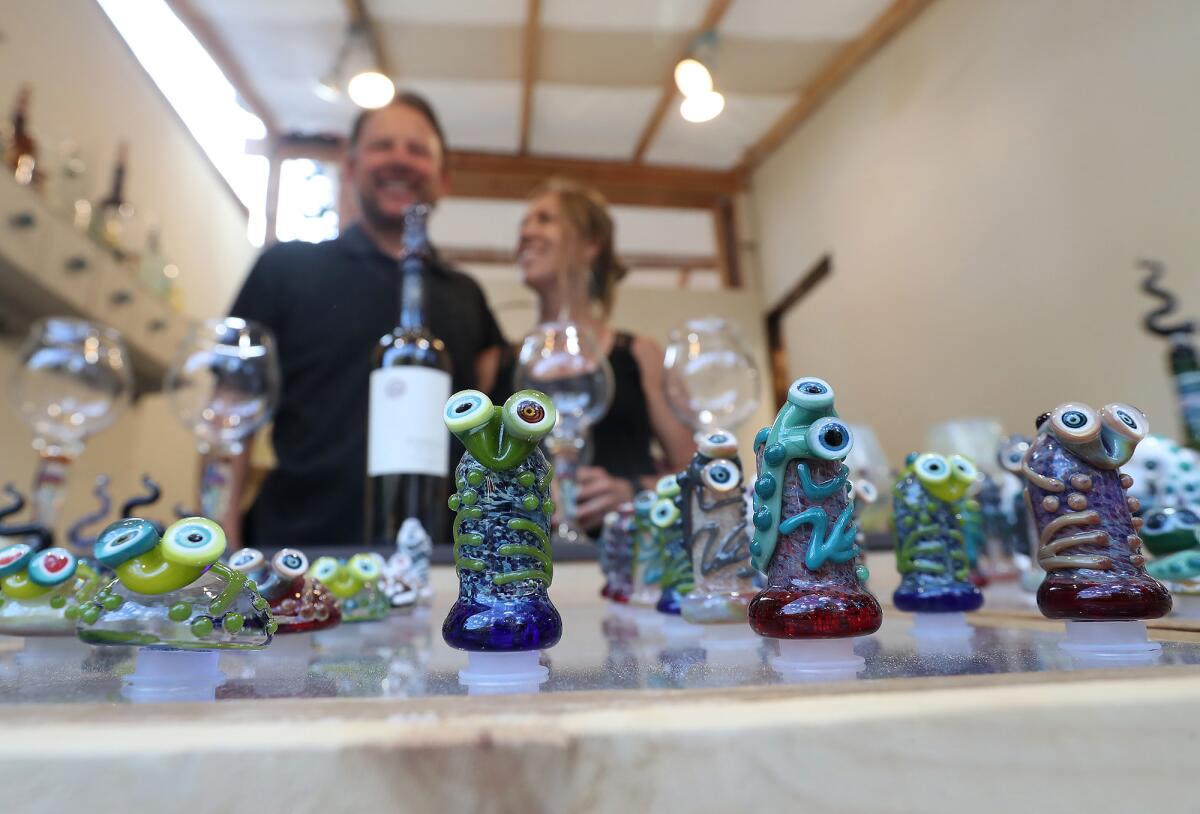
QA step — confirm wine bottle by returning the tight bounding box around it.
[5,84,37,187]
[366,203,454,546]
[89,141,134,257]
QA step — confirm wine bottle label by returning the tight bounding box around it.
[368,367,452,476]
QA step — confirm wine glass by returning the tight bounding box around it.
[663,317,761,435]
[8,317,132,527]
[164,318,280,521]
[514,321,614,543]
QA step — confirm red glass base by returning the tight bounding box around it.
[748,586,883,639]
[1037,573,1172,620]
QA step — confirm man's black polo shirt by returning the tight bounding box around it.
[230,224,505,547]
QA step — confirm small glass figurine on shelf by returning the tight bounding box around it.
[1021,402,1171,656]
[892,452,985,635]
[442,388,561,693]
[652,474,692,618]
[748,377,882,676]
[308,554,389,623]
[678,429,756,626]
[598,503,635,604]
[384,517,433,608]
[76,516,275,649]
[228,548,341,634]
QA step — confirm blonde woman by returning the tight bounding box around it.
[484,178,696,530]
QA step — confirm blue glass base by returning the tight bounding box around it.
[656,588,683,615]
[442,594,562,652]
[893,580,984,613]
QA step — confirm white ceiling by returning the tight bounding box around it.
[188,0,894,169]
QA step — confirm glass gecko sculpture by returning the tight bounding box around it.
[0,542,103,636]
[629,489,661,607]
[678,429,756,624]
[442,388,562,651]
[652,474,692,615]
[892,452,985,613]
[1020,402,1171,620]
[384,517,433,607]
[76,516,276,648]
[308,554,389,623]
[228,547,341,633]
[747,377,882,638]
[598,503,635,603]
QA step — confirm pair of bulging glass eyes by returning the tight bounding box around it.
[0,543,78,587]
[783,377,854,460]
[1143,507,1200,532]
[311,553,382,584]
[228,547,309,580]
[914,453,977,485]
[1050,403,1147,444]
[94,517,226,569]
[445,389,556,440]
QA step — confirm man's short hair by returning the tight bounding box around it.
[348,90,448,157]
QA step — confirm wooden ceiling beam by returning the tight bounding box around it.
[631,0,732,164]
[164,0,280,136]
[737,0,937,175]
[518,0,542,155]
[345,0,392,77]
[268,137,745,209]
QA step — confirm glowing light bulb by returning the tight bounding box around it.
[347,71,395,109]
[674,58,713,97]
[680,90,725,123]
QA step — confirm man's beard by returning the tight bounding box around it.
[358,191,412,232]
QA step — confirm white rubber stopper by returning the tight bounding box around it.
[458,650,548,696]
[770,637,865,680]
[1059,620,1161,660]
[122,648,224,703]
[911,611,973,639]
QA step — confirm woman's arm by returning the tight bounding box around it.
[631,334,697,471]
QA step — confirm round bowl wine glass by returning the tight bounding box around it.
[514,321,614,544]
[662,317,761,435]
[164,318,280,521]
[8,317,132,527]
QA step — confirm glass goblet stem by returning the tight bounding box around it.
[31,452,73,529]
[198,450,236,521]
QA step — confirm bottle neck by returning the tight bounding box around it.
[107,165,125,205]
[398,254,426,332]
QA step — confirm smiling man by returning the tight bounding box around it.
[227,91,505,549]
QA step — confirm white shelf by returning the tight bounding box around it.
[0,175,190,389]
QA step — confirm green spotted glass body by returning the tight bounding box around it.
[442,388,562,652]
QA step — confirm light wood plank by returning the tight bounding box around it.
[518,0,542,155]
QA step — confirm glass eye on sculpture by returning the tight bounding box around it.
[747,377,882,674]
[76,516,276,649]
[651,474,692,619]
[228,547,340,634]
[892,452,986,627]
[678,428,757,625]
[307,553,389,623]
[1020,402,1171,654]
[442,389,562,692]
[0,535,103,637]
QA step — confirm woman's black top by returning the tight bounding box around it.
[494,331,657,480]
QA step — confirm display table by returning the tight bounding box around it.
[4,556,1200,813]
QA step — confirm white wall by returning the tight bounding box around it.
[0,0,255,535]
[751,0,1200,465]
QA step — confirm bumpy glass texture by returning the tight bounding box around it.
[76,563,275,649]
[1022,406,1171,620]
[230,553,340,635]
[444,446,562,652]
[679,434,756,624]
[598,506,635,603]
[0,559,103,637]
